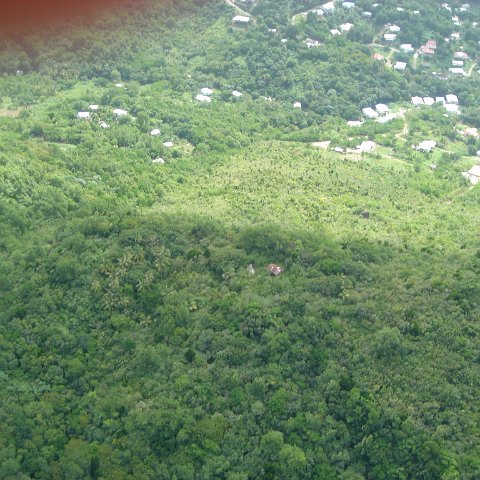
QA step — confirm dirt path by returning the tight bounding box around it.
[467,62,476,77]
[225,0,252,17]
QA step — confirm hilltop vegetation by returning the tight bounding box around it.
[0,1,480,479]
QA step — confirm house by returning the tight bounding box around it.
[77,111,91,119]
[322,1,335,13]
[267,264,284,276]
[330,29,341,36]
[152,157,165,164]
[384,33,397,41]
[334,147,345,153]
[201,87,213,96]
[362,107,379,118]
[413,10,420,14]
[436,97,446,104]
[196,94,211,102]
[163,141,174,148]
[375,104,390,115]
[445,94,458,104]
[460,127,478,137]
[373,53,385,61]
[449,67,466,76]
[113,108,128,116]
[232,90,243,97]
[99,121,110,129]
[452,60,464,66]
[423,97,435,106]
[462,165,480,185]
[150,129,161,136]
[444,103,460,114]
[362,11,372,18]
[356,140,376,152]
[426,40,437,49]
[233,15,250,24]
[342,1,355,8]
[416,140,436,152]
[454,51,468,59]
[394,61,407,70]
[411,96,424,107]
[305,38,321,48]
[347,120,363,127]
[115,83,123,88]
[340,23,353,32]
[89,104,99,110]
[400,44,414,53]
[377,114,394,123]
[451,33,461,40]
[293,102,302,109]
[389,25,401,32]
[420,46,435,55]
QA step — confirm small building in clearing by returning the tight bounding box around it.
[411,96,424,107]
[445,94,458,104]
[462,165,480,185]
[77,112,91,119]
[150,129,161,136]
[394,61,407,70]
[423,97,435,106]
[362,107,379,119]
[113,108,128,116]
[416,140,436,152]
[375,104,390,115]
[233,15,251,24]
[267,264,284,276]
[293,101,302,109]
[196,94,211,103]
[384,33,397,41]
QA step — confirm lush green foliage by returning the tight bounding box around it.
[1,0,480,479]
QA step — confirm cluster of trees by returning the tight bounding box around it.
[0,0,480,478]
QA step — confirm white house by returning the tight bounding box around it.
[411,96,424,107]
[293,101,302,109]
[423,97,435,106]
[416,140,436,152]
[232,90,243,97]
[445,94,459,104]
[150,129,161,136]
[449,68,466,76]
[330,29,341,36]
[340,23,353,32]
[322,1,335,13]
[389,25,401,32]
[356,140,376,152]
[347,120,363,127]
[362,107,379,118]
[342,1,355,8]
[384,33,397,41]
[77,112,91,119]
[436,97,446,104]
[462,164,480,185]
[375,104,390,115]
[89,105,99,110]
[377,114,394,123]
[99,121,110,129]
[452,60,464,66]
[113,108,128,116]
[152,158,165,164]
[444,103,460,114]
[233,15,250,24]
[196,94,211,102]
[201,87,213,96]
[362,11,372,18]
[394,61,407,70]
[400,44,414,53]
[115,83,123,88]
[163,141,173,148]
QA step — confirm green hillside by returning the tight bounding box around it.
[1,0,480,479]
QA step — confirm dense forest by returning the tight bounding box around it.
[0,0,480,479]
